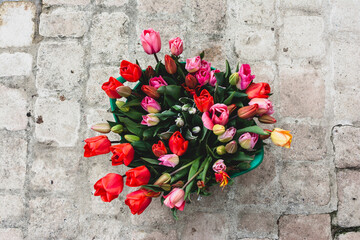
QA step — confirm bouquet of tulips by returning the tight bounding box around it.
[84,28,292,218]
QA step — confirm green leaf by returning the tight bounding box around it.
[155,61,162,75]
[118,117,144,136]
[200,157,211,182]
[229,91,248,98]
[199,51,205,59]
[237,162,251,170]
[155,110,177,121]
[226,151,253,161]
[179,97,194,104]
[131,141,152,152]
[170,168,188,183]
[214,72,225,86]
[107,120,118,128]
[185,158,201,199]
[141,157,160,165]
[162,76,177,85]
[225,60,231,78]
[235,62,240,72]
[114,109,143,121]
[142,184,163,192]
[171,208,178,220]
[122,98,142,108]
[237,126,270,135]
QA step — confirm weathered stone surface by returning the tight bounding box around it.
[332,0,360,32]
[279,162,331,208]
[86,108,114,136]
[281,123,327,161]
[36,42,85,95]
[90,12,129,64]
[0,195,24,220]
[34,97,80,147]
[78,216,129,239]
[251,62,276,86]
[28,197,79,239]
[0,85,28,131]
[0,228,23,240]
[279,214,331,240]
[180,212,228,240]
[334,87,360,123]
[337,232,360,240]
[280,0,322,12]
[279,62,325,119]
[280,16,325,59]
[131,230,177,240]
[234,147,278,204]
[86,66,120,107]
[333,126,360,168]
[337,170,360,227]
[0,52,33,77]
[0,135,27,190]
[43,0,90,5]
[130,200,175,226]
[237,210,278,238]
[30,146,80,192]
[190,0,226,33]
[228,0,276,27]
[95,0,128,6]
[137,0,185,15]
[0,2,35,48]
[39,9,90,37]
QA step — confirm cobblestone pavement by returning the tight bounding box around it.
[0,0,359,239]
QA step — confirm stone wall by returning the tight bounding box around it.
[0,0,359,239]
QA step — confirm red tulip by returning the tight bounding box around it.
[145,66,155,78]
[94,173,124,202]
[165,55,177,74]
[101,77,123,99]
[120,60,142,82]
[169,131,188,156]
[110,143,135,166]
[125,188,153,215]
[185,74,198,89]
[246,82,271,99]
[141,85,160,99]
[152,140,167,157]
[84,135,111,157]
[194,89,214,113]
[125,166,151,187]
[237,104,258,119]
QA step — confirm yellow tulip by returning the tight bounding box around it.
[270,128,292,148]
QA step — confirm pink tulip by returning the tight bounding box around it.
[141,96,161,113]
[248,98,274,116]
[202,104,229,130]
[141,114,160,126]
[201,60,211,72]
[140,28,161,55]
[158,154,179,167]
[149,76,168,89]
[218,127,236,143]
[163,188,185,211]
[196,68,210,86]
[239,132,259,150]
[169,37,183,56]
[236,64,255,90]
[185,56,201,73]
[209,69,220,86]
[212,159,226,173]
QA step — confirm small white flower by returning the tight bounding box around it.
[188,107,197,114]
[175,117,184,127]
[182,104,190,111]
[192,126,201,134]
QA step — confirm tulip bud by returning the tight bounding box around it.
[197,180,205,189]
[175,117,184,127]
[124,134,140,143]
[216,145,226,155]
[213,124,225,136]
[116,86,132,98]
[165,55,177,74]
[154,173,171,186]
[160,184,171,191]
[260,129,272,140]
[270,128,292,148]
[229,72,239,85]
[225,140,238,154]
[172,180,184,188]
[115,100,130,112]
[182,104,190,111]
[145,66,155,78]
[238,104,258,119]
[258,114,277,124]
[141,85,160,99]
[227,104,237,115]
[218,127,236,143]
[188,107,197,115]
[91,123,111,133]
[192,126,201,134]
[111,124,124,134]
[185,74,197,89]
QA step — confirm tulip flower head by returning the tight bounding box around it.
[94,173,124,202]
[163,188,185,211]
[140,28,161,55]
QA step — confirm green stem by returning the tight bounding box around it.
[182,167,204,189]
[154,53,160,63]
[169,157,201,176]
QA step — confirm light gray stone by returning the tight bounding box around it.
[0,2,35,48]
[280,16,325,59]
[280,0,322,12]
[0,195,24,220]
[334,87,360,123]
[0,85,28,131]
[90,12,129,64]
[36,41,85,95]
[131,230,177,240]
[0,228,23,240]
[190,0,226,33]
[0,135,27,190]
[96,0,128,6]
[34,97,80,147]
[237,210,278,238]
[332,0,360,32]
[137,0,185,15]
[39,9,90,37]
[0,52,33,77]
[279,214,331,240]
[333,126,360,168]
[337,170,360,227]
[43,0,90,5]
[337,232,360,240]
